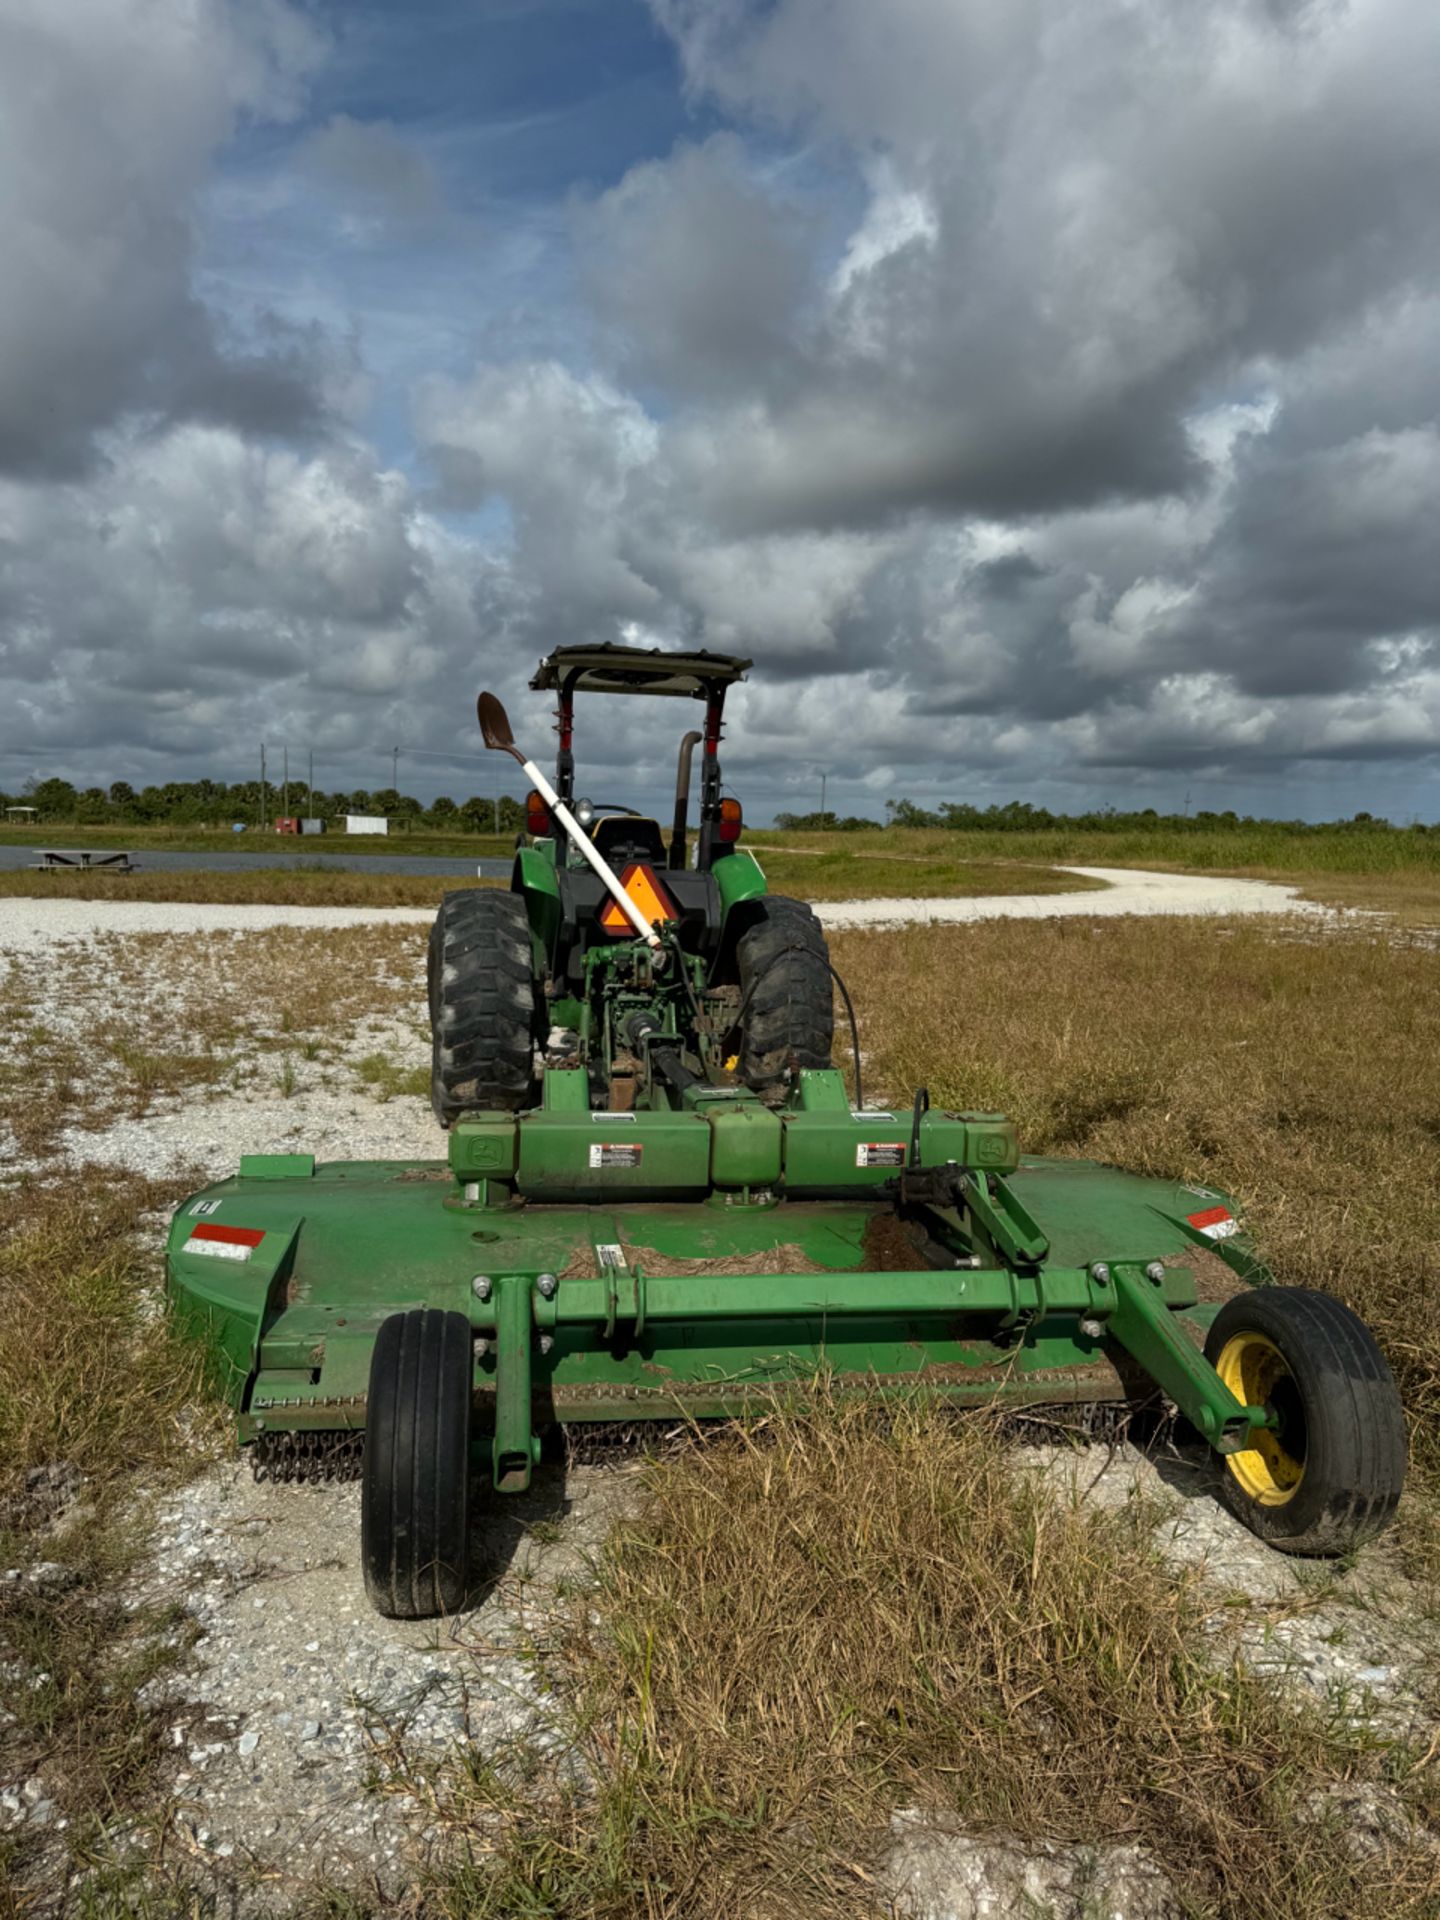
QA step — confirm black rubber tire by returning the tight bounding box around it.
[429,889,537,1126]
[733,895,834,1100]
[362,1309,473,1618]
[1203,1288,1406,1555]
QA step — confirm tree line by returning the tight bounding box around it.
[772,799,1430,833]
[2,778,1427,835]
[1,777,528,832]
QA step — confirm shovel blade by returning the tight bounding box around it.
[477,691,516,752]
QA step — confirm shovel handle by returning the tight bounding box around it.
[522,758,662,947]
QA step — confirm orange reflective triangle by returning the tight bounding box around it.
[600,863,677,933]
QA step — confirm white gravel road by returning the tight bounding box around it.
[0,864,1322,952]
[815,863,1325,928]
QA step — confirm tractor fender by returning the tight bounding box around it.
[709,851,771,985]
[511,843,561,974]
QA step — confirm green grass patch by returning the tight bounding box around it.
[0,868,498,908]
[0,823,512,860]
[353,1051,430,1102]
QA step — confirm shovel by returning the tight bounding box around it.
[477,692,663,947]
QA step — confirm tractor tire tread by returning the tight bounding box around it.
[430,889,537,1124]
[1203,1287,1405,1556]
[734,895,834,1098]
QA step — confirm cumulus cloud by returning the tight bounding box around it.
[3,0,1440,812]
[0,423,474,766]
[0,0,326,477]
[411,0,1440,801]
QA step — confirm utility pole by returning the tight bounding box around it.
[493,795,500,834]
[820,770,828,820]
[392,745,399,796]
[259,744,267,831]
[282,745,289,822]
[308,748,314,820]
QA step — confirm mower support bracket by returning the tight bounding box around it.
[491,1273,539,1493]
[1103,1261,1264,1447]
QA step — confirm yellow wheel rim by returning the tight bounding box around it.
[1215,1330,1306,1506]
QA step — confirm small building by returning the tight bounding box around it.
[274,817,299,834]
[4,806,38,821]
[298,818,326,835]
[340,814,388,836]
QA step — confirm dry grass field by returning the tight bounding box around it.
[0,853,1095,908]
[832,917,1440,1471]
[2,893,1438,1915]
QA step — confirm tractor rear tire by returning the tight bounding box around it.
[429,889,537,1126]
[1203,1288,1405,1555]
[734,895,834,1101]
[362,1308,473,1619]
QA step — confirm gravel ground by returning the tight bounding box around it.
[0,897,434,952]
[119,1456,640,1907]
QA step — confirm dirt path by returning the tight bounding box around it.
[0,865,1326,951]
[814,863,1324,928]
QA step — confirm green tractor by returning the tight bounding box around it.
[428,644,833,1127]
[166,645,1407,1619]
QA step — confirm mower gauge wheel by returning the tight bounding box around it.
[362,1309,472,1618]
[1202,1289,1405,1556]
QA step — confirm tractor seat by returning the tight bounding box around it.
[591,815,667,866]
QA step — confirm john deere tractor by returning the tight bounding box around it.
[428,644,834,1126]
[166,642,1406,1619]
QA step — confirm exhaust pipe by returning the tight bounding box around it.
[669,729,702,869]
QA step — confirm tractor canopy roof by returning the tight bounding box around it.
[530,643,751,700]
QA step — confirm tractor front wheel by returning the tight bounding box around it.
[1203,1288,1405,1555]
[733,895,834,1102]
[362,1309,473,1618]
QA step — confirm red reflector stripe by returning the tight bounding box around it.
[189,1223,266,1247]
[1186,1205,1231,1231]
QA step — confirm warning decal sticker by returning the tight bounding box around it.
[588,1143,644,1170]
[595,1243,628,1270]
[186,1222,266,1263]
[188,1199,222,1217]
[856,1142,906,1169]
[1186,1204,1238,1241]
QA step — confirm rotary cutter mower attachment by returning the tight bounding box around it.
[165,645,1407,1617]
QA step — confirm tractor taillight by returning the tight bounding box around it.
[525,789,551,836]
[718,797,743,843]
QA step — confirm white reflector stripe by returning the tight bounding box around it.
[1187,1204,1238,1241]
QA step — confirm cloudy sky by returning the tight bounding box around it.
[2,0,1438,822]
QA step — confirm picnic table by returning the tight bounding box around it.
[31,849,138,873]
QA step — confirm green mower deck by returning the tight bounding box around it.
[168,1067,1281,1480]
[170,1143,1255,1450]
